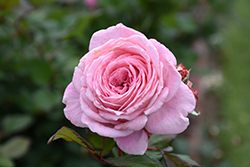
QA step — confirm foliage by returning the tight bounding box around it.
[48,126,199,167]
[0,0,230,166]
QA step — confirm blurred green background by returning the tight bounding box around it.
[1,0,249,167]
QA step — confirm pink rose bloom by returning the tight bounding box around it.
[63,23,196,155]
[84,0,98,9]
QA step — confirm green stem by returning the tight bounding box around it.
[147,147,161,151]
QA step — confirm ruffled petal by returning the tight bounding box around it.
[114,130,148,155]
[145,82,196,134]
[80,88,116,124]
[62,86,133,138]
[62,82,87,127]
[89,23,146,50]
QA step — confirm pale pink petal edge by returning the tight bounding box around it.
[114,115,148,131]
[63,82,87,128]
[149,39,177,66]
[145,82,196,134]
[89,23,146,51]
[114,130,148,155]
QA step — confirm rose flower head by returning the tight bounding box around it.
[63,23,197,155]
[84,0,98,9]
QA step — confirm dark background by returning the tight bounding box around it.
[1,0,250,167]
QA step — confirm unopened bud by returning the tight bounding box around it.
[177,64,198,101]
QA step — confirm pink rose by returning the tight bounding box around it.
[63,23,196,155]
[84,0,98,9]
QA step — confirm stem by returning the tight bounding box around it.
[90,152,110,165]
[147,147,162,151]
[117,147,123,157]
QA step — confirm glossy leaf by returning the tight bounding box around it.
[163,153,200,167]
[104,154,163,167]
[87,129,115,157]
[148,134,177,148]
[47,126,102,155]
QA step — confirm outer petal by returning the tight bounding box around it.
[149,39,177,66]
[114,115,148,131]
[145,82,196,134]
[83,118,133,138]
[89,23,146,50]
[114,130,148,155]
[72,67,83,92]
[164,62,182,102]
[63,82,87,127]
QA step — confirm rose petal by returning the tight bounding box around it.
[62,82,87,127]
[80,87,115,123]
[149,39,177,66]
[143,62,165,115]
[145,82,196,134]
[114,130,148,155]
[81,39,117,70]
[98,107,144,121]
[89,23,146,50]
[144,87,169,115]
[163,62,182,102]
[73,67,83,92]
[114,115,147,131]
[83,117,133,138]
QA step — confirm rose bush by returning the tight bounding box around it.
[63,23,196,155]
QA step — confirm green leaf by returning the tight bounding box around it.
[104,154,163,167]
[87,130,115,157]
[148,134,177,149]
[47,126,102,155]
[111,146,119,157]
[29,59,53,85]
[163,153,200,167]
[146,134,176,160]
[0,136,31,159]
[2,114,34,135]
[32,88,61,111]
[0,157,14,167]
[145,150,162,160]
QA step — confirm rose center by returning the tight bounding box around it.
[109,67,132,94]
